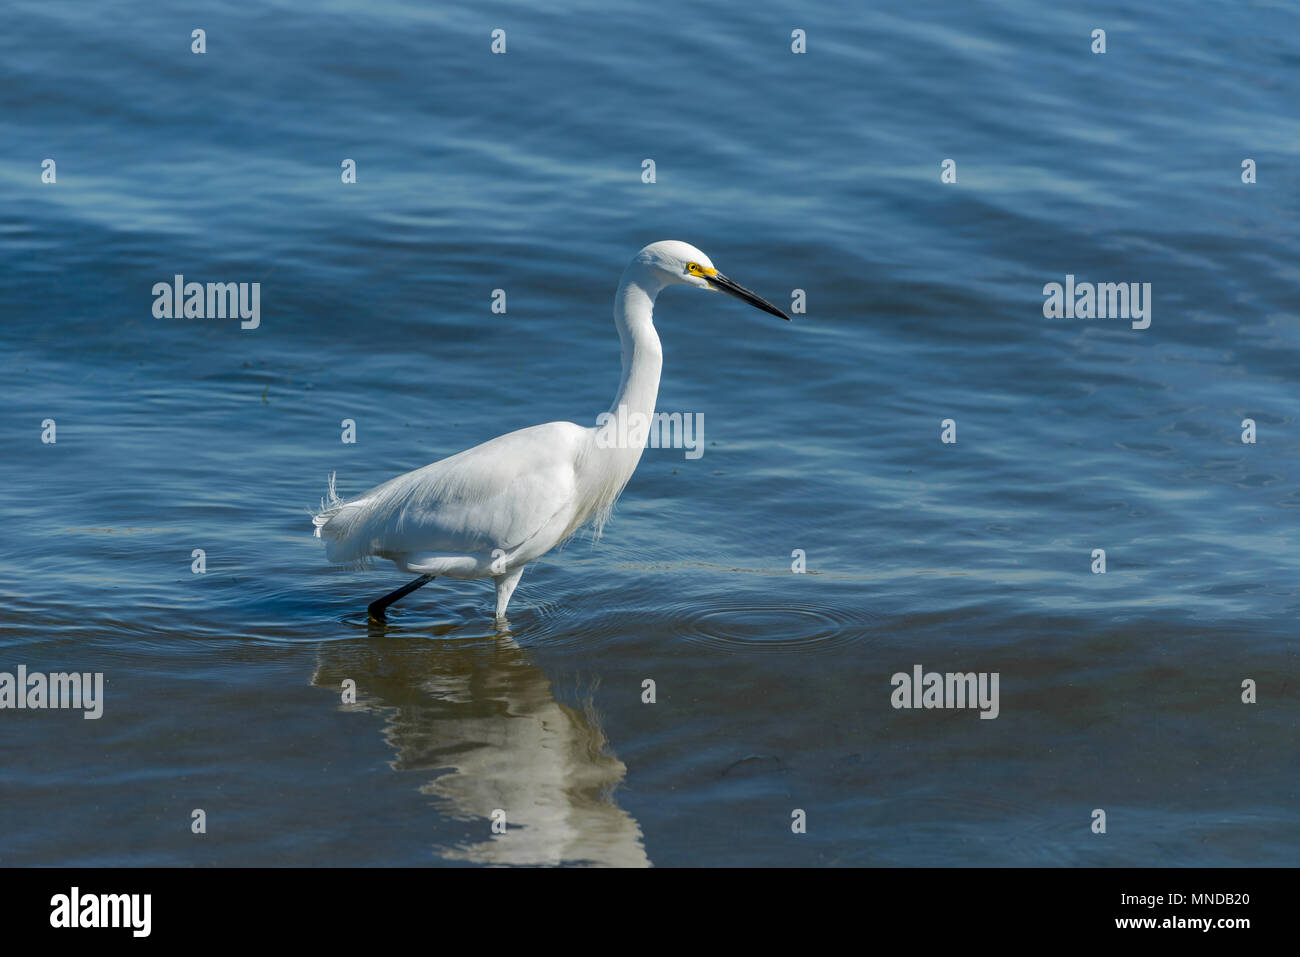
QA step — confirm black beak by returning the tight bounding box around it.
[707,272,791,321]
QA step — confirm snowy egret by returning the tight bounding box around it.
[312,240,790,622]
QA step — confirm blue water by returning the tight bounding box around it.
[1,0,1297,866]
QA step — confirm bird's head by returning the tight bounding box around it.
[633,240,791,320]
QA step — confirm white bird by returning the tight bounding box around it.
[312,240,790,622]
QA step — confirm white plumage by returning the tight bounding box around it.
[312,240,789,621]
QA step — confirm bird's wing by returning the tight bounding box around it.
[315,421,589,565]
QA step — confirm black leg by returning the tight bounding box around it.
[367,574,436,622]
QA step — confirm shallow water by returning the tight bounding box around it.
[1,0,1297,865]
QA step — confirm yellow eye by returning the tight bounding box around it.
[687,262,700,274]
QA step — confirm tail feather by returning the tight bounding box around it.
[311,472,375,565]
[312,473,382,566]
[311,472,343,538]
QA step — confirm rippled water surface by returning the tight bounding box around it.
[2,0,1297,865]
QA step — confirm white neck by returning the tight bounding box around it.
[607,264,664,421]
[573,262,666,537]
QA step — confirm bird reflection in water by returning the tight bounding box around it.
[311,625,650,867]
